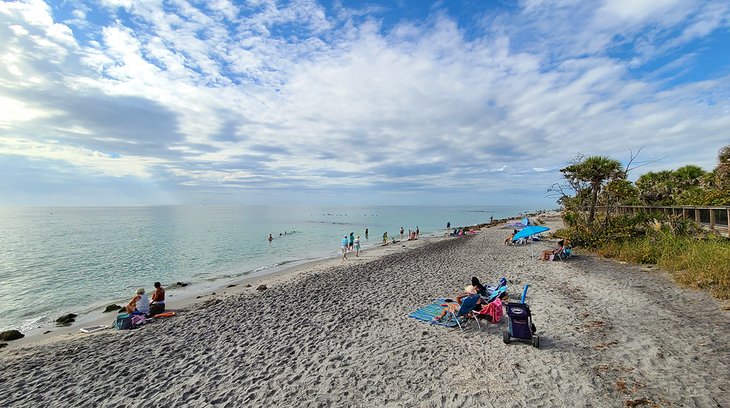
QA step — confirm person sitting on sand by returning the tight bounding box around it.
[126,287,150,314]
[149,282,166,314]
[541,240,565,261]
[151,282,165,305]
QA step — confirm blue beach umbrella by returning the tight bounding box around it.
[512,225,550,241]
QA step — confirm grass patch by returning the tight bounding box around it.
[595,235,730,299]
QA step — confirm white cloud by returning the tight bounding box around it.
[0,0,728,204]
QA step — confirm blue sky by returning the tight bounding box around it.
[0,0,729,206]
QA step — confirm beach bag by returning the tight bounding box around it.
[114,313,133,330]
[149,303,165,315]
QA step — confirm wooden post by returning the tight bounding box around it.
[695,208,700,222]
[710,209,716,230]
[727,208,730,229]
[682,208,687,219]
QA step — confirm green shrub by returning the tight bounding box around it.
[562,213,730,299]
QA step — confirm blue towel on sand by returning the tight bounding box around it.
[408,301,460,328]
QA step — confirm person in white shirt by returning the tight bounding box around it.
[125,287,150,314]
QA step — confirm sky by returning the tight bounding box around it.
[0,0,729,207]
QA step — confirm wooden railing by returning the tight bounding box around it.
[607,205,730,232]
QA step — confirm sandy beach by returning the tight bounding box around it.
[1,216,728,407]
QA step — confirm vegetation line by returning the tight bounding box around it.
[552,145,730,300]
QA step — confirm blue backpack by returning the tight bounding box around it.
[114,313,133,330]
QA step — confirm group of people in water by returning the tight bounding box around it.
[268,231,297,242]
[125,282,166,315]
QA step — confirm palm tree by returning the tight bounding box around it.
[561,156,624,224]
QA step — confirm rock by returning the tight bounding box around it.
[103,304,123,313]
[43,331,52,335]
[227,284,237,288]
[245,284,252,288]
[0,343,7,349]
[0,330,24,341]
[174,282,189,288]
[256,284,267,291]
[55,314,77,326]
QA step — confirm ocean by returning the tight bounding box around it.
[0,205,535,332]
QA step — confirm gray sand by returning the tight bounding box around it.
[1,218,728,407]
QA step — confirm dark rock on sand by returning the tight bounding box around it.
[103,304,123,313]
[174,282,190,288]
[55,314,77,326]
[0,330,24,341]
[227,284,237,288]
[256,284,267,291]
[0,343,7,349]
[245,284,252,288]
[43,331,52,335]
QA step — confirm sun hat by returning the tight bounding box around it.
[136,287,145,295]
[464,285,477,295]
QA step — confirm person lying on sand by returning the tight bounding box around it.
[540,240,565,261]
[126,287,150,314]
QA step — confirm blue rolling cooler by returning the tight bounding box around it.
[503,284,539,348]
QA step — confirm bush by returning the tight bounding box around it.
[561,212,730,299]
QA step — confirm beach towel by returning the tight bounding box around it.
[474,298,503,323]
[408,301,460,328]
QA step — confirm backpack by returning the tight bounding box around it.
[114,313,133,330]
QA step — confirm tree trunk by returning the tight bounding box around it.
[588,184,598,224]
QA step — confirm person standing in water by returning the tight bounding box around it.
[349,232,355,252]
[416,226,420,238]
[447,221,450,229]
[382,231,388,245]
[400,226,404,237]
[268,233,273,242]
[365,228,369,239]
[354,235,361,257]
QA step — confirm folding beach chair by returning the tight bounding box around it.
[482,277,508,303]
[557,247,573,260]
[445,294,482,332]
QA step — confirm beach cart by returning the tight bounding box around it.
[503,284,539,348]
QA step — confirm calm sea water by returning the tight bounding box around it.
[0,205,532,332]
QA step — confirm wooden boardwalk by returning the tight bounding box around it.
[612,205,730,236]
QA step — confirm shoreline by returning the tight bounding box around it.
[3,228,454,350]
[2,212,728,406]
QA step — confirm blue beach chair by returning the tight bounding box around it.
[441,294,482,332]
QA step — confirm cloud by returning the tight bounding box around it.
[0,0,728,205]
